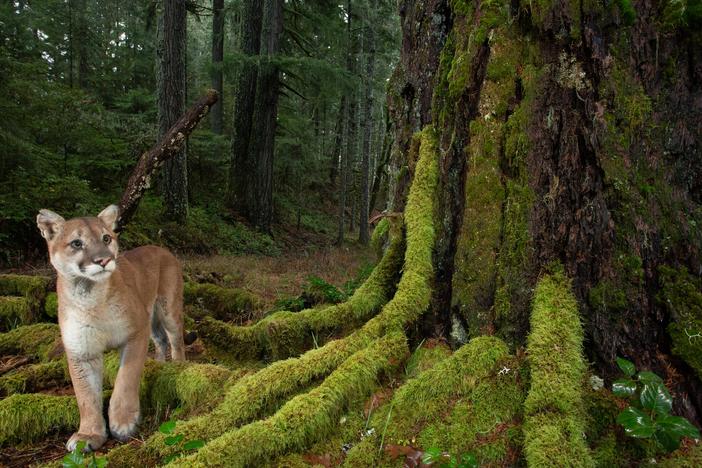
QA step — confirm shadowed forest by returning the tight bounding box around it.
[1,0,702,466]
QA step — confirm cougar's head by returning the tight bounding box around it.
[37,205,120,281]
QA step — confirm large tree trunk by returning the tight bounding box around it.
[247,0,283,233]
[227,0,263,217]
[210,0,225,136]
[389,0,702,424]
[157,0,188,223]
[358,0,376,245]
[336,0,357,245]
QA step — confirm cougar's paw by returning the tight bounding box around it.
[66,431,107,452]
[109,410,140,442]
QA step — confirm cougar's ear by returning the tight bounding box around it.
[37,209,65,241]
[97,204,120,231]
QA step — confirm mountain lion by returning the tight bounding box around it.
[37,205,186,451]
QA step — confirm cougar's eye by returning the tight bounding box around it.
[70,239,83,249]
[102,234,111,244]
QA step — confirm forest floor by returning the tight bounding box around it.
[0,234,376,467]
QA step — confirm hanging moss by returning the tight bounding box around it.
[196,225,405,361]
[524,271,593,467]
[0,323,61,361]
[168,333,408,467]
[0,393,79,445]
[183,282,261,323]
[0,359,68,395]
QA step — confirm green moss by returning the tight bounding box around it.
[0,393,79,445]
[168,333,408,467]
[197,227,405,360]
[0,323,61,361]
[183,282,261,323]
[370,217,390,258]
[524,271,593,467]
[657,265,702,378]
[0,296,32,330]
[403,340,452,378]
[0,274,50,325]
[44,292,58,318]
[0,359,68,395]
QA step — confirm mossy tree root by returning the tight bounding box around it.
[183,282,261,323]
[0,274,52,327]
[342,335,517,466]
[120,126,440,465]
[169,333,408,467]
[0,360,68,396]
[0,323,61,362]
[0,361,232,447]
[0,393,79,446]
[196,225,405,360]
[523,271,593,467]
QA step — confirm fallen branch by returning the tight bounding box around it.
[116,89,219,231]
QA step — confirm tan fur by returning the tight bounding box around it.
[37,205,185,452]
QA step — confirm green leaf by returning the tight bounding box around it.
[654,429,681,452]
[422,447,443,464]
[657,413,701,439]
[617,357,636,377]
[640,382,672,414]
[183,439,205,450]
[617,407,656,438]
[637,371,664,385]
[164,434,184,446]
[62,456,82,468]
[159,420,176,434]
[612,378,637,397]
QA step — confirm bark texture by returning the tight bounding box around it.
[158,0,188,222]
[389,0,702,424]
[210,0,225,136]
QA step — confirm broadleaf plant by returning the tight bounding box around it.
[613,357,701,451]
[158,418,205,463]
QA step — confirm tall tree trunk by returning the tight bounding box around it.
[210,0,225,136]
[337,0,356,245]
[369,109,391,212]
[390,0,702,424]
[227,0,263,217]
[358,0,376,244]
[247,0,283,233]
[75,0,89,89]
[158,0,188,222]
[328,96,346,184]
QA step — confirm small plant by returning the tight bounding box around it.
[613,357,700,451]
[302,275,346,305]
[422,447,478,468]
[62,441,107,468]
[158,419,205,464]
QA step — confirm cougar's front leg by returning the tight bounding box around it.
[65,354,107,452]
[108,332,149,441]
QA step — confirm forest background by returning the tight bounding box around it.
[0,0,399,265]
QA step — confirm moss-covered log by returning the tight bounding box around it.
[0,359,67,395]
[183,282,261,323]
[0,360,233,447]
[524,271,592,467]
[0,323,61,361]
[0,274,51,327]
